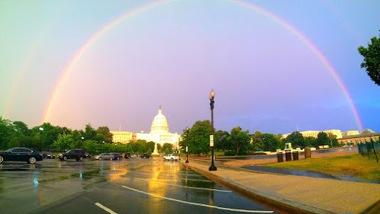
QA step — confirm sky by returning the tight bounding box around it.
[1,0,380,135]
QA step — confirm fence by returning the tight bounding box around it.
[358,141,379,163]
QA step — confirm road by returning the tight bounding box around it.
[0,157,279,214]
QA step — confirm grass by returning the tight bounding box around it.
[265,154,380,181]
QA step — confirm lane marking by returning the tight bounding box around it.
[95,202,117,214]
[122,185,273,213]
[135,177,231,192]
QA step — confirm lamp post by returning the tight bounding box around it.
[185,127,189,163]
[209,89,217,171]
[39,127,44,151]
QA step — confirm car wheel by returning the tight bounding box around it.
[110,158,113,161]
[79,157,83,161]
[28,157,36,164]
[0,155,3,164]
[63,156,68,161]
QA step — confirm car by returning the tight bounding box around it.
[0,147,43,164]
[111,153,122,160]
[140,153,151,158]
[163,154,179,161]
[41,151,55,159]
[94,153,119,160]
[124,152,131,159]
[84,152,91,159]
[58,149,87,161]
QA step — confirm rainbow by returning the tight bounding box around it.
[42,0,364,131]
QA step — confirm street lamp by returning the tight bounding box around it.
[39,127,44,151]
[209,89,217,171]
[185,127,189,163]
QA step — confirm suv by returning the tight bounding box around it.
[59,149,87,161]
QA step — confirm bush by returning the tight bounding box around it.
[224,150,248,156]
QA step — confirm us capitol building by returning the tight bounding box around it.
[110,107,180,148]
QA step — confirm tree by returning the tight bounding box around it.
[228,126,251,155]
[262,133,280,152]
[285,131,304,148]
[250,131,264,151]
[304,136,317,148]
[0,117,13,149]
[316,132,329,147]
[162,143,173,154]
[96,126,113,143]
[188,120,212,155]
[358,31,380,85]
[214,130,230,151]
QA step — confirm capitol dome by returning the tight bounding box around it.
[150,106,169,134]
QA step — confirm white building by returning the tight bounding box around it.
[111,107,180,148]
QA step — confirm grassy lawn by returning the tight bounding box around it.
[265,154,380,181]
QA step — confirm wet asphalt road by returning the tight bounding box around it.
[0,157,278,214]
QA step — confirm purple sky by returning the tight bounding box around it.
[1,0,380,134]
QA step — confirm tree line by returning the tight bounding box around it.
[0,116,342,156]
[179,120,341,156]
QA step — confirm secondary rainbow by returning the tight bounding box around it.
[42,0,363,131]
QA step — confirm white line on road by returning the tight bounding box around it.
[95,202,117,214]
[122,185,273,213]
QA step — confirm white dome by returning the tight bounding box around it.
[150,106,169,134]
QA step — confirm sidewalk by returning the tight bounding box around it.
[184,160,380,214]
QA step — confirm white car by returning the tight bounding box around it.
[163,154,179,161]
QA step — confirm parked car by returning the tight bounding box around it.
[140,153,151,158]
[58,149,87,161]
[41,151,55,159]
[163,154,179,161]
[111,153,122,160]
[94,153,120,160]
[0,147,43,164]
[124,152,131,159]
[84,152,91,159]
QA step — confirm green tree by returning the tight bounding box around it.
[358,31,380,85]
[214,130,230,151]
[250,131,264,151]
[304,136,317,148]
[96,126,113,143]
[179,128,190,153]
[12,121,30,136]
[262,133,280,151]
[285,131,304,148]
[316,132,329,148]
[162,143,173,154]
[83,124,97,141]
[0,117,13,149]
[188,120,212,155]
[228,126,250,155]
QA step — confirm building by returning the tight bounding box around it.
[110,131,133,144]
[283,129,379,146]
[111,107,180,148]
[283,129,346,139]
[338,129,380,145]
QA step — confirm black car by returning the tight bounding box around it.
[58,149,87,161]
[0,147,43,164]
[41,151,55,159]
[111,153,122,160]
[124,152,131,159]
[140,153,151,158]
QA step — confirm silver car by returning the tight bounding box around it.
[94,153,116,160]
